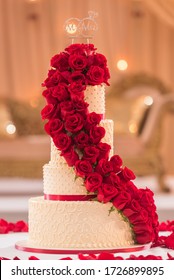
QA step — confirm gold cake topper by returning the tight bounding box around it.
[64,11,98,39]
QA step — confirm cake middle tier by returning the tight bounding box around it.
[44,119,114,195]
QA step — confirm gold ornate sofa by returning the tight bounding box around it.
[106,74,174,192]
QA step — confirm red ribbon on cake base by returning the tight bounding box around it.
[15,241,151,255]
[44,194,96,201]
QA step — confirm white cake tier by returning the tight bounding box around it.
[84,85,105,115]
[43,163,86,195]
[44,119,114,195]
[28,196,134,249]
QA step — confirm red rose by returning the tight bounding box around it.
[44,119,64,137]
[60,71,71,83]
[42,69,56,87]
[74,131,89,149]
[125,181,140,199]
[53,133,72,151]
[104,67,110,85]
[136,231,153,244]
[43,70,65,88]
[72,98,89,117]
[52,83,69,102]
[65,113,84,133]
[41,104,55,120]
[113,191,131,210]
[89,126,105,144]
[83,146,99,164]
[129,199,142,212]
[68,82,86,99]
[97,183,118,203]
[93,53,107,67]
[85,112,102,130]
[124,208,149,224]
[104,172,121,189]
[85,172,103,192]
[95,158,113,176]
[51,52,69,71]
[70,90,84,100]
[110,155,123,173]
[65,44,84,54]
[87,66,105,85]
[75,160,93,177]
[139,189,157,221]
[133,222,152,235]
[119,166,136,182]
[60,101,75,118]
[61,147,79,167]
[65,43,96,55]
[69,54,88,70]
[139,188,155,210]
[97,142,111,161]
[70,71,86,84]
[42,88,58,104]
[151,212,159,228]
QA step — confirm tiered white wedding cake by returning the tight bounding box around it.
[28,85,134,249]
[27,43,158,251]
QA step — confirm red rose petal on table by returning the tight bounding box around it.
[167,253,174,260]
[29,256,40,260]
[127,254,162,260]
[165,232,174,249]
[0,219,9,234]
[97,252,116,260]
[13,256,21,260]
[78,254,97,260]
[13,221,27,232]
[59,257,72,260]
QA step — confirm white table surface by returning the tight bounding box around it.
[0,232,173,260]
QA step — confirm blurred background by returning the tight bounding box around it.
[0,0,174,222]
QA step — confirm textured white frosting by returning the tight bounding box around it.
[84,85,105,115]
[43,163,86,195]
[28,197,134,249]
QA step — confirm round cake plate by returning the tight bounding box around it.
[15,241,152,255]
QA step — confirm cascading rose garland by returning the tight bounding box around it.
[41,43,159,245]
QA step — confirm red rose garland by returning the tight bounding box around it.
[41,43,159,245]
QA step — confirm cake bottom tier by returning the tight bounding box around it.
[28,196,134,249]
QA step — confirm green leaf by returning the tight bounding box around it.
[108,205,115,216]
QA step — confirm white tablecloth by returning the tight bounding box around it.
[0,232,173,260]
